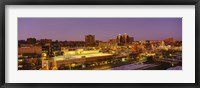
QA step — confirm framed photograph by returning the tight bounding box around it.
[0,0,199,88]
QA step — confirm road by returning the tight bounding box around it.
[79,62,159,70]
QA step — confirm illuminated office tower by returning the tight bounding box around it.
[116,34,123,45]
[85,35,96,47]
[122,33,130,44]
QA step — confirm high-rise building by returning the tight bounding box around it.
[116,34,123,44]
[117,33,132,45]
[122,33,129,44]
[85,35,95,47]
[129,37,134,43]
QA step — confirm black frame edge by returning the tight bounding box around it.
[0,0,5,88]
[2,0,200,5]
[195,1,200,87]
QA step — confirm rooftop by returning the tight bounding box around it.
[50,53,113,61]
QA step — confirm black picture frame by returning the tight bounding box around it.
[0,0,200,88]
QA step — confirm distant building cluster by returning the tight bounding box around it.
[18,33,182,70]
[116,33,134,45]
[164,37,177,45]
[18,34,181,58]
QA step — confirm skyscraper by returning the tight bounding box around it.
[122,33,129,44]
[116,34,123,45]
[129,37,134,43]
[117,33,131,45]
[85,35,95,47]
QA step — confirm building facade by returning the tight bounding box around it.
[85,35,96,47]
[116,33,132,45]
[122,33,130,44]
[116,34,123,45]
[18,45,42,55]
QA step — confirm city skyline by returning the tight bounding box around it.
[18,18,182,41]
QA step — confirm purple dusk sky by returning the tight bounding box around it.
[18,18,182,41]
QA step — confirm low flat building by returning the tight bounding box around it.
[42,51,113,70]
[18,46,42,55]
